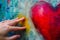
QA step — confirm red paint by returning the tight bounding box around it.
[7,0,10,4]
[31,1,60,40]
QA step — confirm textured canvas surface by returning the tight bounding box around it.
[0,0,60,40]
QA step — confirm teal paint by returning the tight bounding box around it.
[0,0,60,40]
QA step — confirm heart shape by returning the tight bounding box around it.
[31,1,60,40]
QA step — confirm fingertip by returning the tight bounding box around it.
[5,35,20,40]
[18,17,25,21]
[10,35,20,39]
[14,17,25,23]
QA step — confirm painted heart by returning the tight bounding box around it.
[31,1,60,40]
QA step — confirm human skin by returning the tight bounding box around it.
[0,17,26,40]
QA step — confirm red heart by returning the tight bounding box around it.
[31,1,60,40]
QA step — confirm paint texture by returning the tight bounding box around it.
[0,0,60,40]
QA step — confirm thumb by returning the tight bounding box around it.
[5,35,20,40]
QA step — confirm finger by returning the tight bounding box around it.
[9,26,26,31]
[5,35,20,40]
[2,18,19,23]
[12,17,25,23]
[9,17,25,26]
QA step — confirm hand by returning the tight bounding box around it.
[0,17,26,40]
